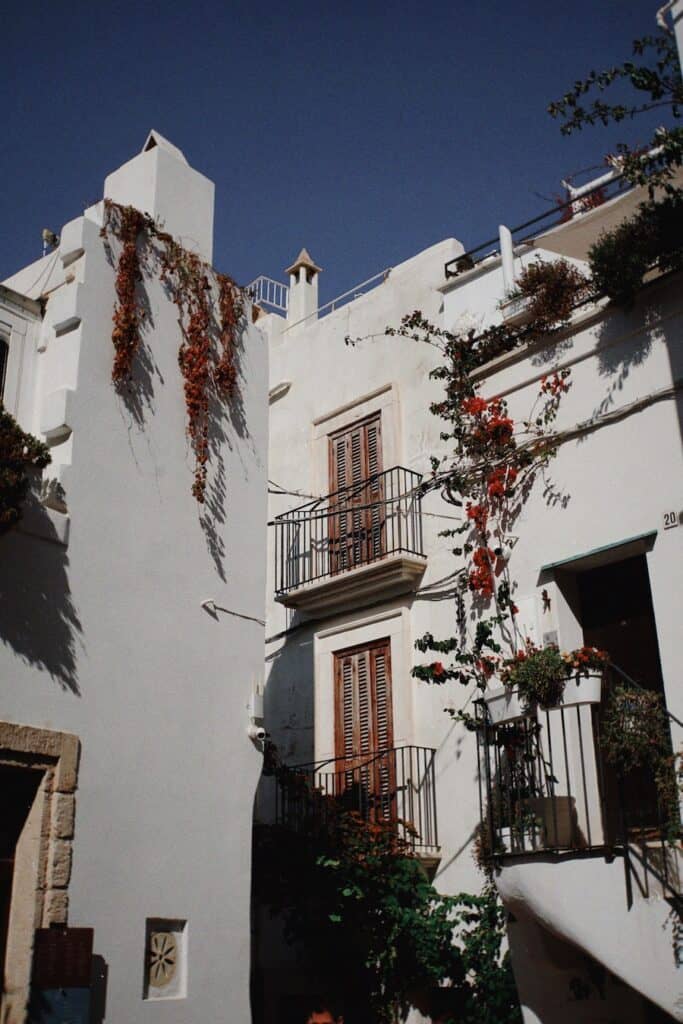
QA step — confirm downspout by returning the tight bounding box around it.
[499,225,515,295]
[657,1,683,79]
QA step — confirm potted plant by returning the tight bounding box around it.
[484,642,608,725]
[499,257,591,330]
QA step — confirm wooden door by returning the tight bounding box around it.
[328,414,384,573]
[333,640,395,822]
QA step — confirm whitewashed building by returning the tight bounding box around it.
[0,133,268,1023]
[254,163,683,1020]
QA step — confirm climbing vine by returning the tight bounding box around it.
[368,308,575,700]
[107,204,146,385]
[101,200,244,503]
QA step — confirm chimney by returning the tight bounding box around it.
[285,248,322,326]
[103,130,215,263]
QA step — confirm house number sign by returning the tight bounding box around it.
[663,510,680,530]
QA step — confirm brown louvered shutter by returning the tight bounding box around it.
[328,414,384,571]
[334,640,394,820]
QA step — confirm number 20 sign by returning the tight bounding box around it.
[663,510,680,530]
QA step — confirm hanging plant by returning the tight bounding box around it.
[512,258,592,331]
[601,685,680,845]
[588,193,683,307]
[0,404,51,534]
[101,200,246,503]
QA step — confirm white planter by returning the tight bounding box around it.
[499,294,533,327]
[484,673,602,725]
[485,686,526,725]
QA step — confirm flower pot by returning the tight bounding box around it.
[484,673,602,725]
[485,686,526,725]
[500,294,533,327]
[549,672,602,710]
[524,795,580,849]
[499,823,544,855]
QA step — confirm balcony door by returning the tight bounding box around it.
[578,554,668,839]
[328,413,384,574]
[334,639,395,823]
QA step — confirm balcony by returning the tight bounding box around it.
[275,745,439,861]
[475,680,677,877]
[272,466,427,614]
[475,680,682,1018]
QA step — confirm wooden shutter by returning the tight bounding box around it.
[329,413,383,494]
[334,640,394,820]
[328,414,384,571]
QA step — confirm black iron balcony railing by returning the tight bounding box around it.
[272,466,425,596]
[476,678,678,889]
[275,745,439,853]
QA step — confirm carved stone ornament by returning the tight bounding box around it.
[148,931,177,988]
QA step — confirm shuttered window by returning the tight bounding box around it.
[328,414,384,571]
[333,639,394,820]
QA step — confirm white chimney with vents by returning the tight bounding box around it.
[285,247,322,327]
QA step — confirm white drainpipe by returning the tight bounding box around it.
[499,225,515,294]
[656,3,683,76]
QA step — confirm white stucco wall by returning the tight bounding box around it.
[260,192,683,1020]
[261,234,484,907]
[441,218,683,1020]
[1,138,267,1022]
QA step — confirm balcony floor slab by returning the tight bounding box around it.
[275,552,427,615]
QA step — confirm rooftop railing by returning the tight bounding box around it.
[247,275,289,314]
[275,745,439,853]
[272,466,425,597]
[444,172,629,279]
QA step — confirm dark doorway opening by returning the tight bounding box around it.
[0,766,43,990]
[576,554,668,839]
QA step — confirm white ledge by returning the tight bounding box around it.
[276,552,427,615]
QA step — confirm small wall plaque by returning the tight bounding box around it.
[143,918,187,1000]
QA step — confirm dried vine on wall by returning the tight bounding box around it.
[101,200,243,503]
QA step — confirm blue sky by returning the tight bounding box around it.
[1,1,669,302]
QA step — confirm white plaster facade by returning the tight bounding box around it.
[440,200,683,1021]
[1,133,268,1022]
[257,172,683,1021]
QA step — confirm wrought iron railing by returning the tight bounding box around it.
[275,745,439,853]
[444,171,630,279]
[272,466,425,596]
[476,678,678,889]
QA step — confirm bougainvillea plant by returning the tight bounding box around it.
[101,200,243,503]
[548,32,683,196]
[377,310,573,700]
[0,404,51,534]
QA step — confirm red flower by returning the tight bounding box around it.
[541,372,571,396]
[486,465,518,500]
[432,662,445,678]
[466,502,488,533]
[462,396,487,415]
[477,657,496,679]
[469,546,495,597]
